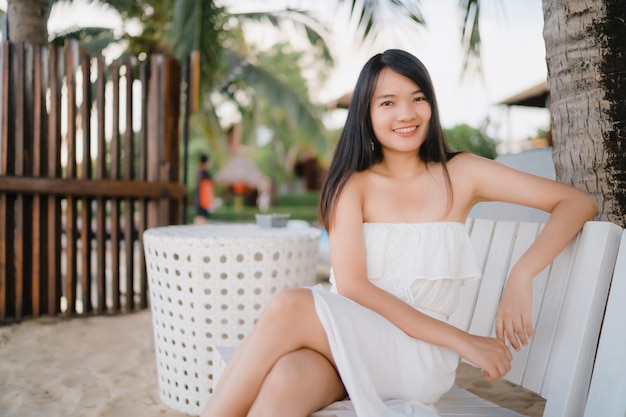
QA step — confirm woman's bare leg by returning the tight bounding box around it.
[248,348,346,417]
[200,288,341,417]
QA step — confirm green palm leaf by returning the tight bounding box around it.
[219,55,329,156]
[230,8,333,65]
[459,0,482,73]
[168,0,226,88]
[49,26,117,54]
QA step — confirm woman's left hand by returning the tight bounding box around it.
[495,272,534,351]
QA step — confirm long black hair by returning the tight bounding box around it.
[318,49,459,230]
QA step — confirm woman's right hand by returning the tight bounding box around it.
[457,333,513,382]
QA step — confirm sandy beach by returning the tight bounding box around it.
[0,309,544,417]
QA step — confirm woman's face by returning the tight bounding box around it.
[369,68,431,155]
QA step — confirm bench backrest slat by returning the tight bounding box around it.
[448,218,495,331]
[542,222,621,416]
[505,222,543,385]
[467,221,518,337]
[455,220,622,417]
[583,231,626,417]
[521,230,578,393]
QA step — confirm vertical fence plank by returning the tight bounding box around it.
[31,45,41,316]
[147,55,162,231]
[80,48,93,314]
[123,56,136,310]
[64,40,79,315]
[47,44,62,316]
[137,60,149,309]
[146,56,182,227]
[0,43,6,175]
[12,42,23,319]
[162,57,181,225]
[14,42,27,320]
[31,44,49,316]
[95,54,107,314]
[110,59,121,312]
[20,43,35,317]
[0,41,14,321]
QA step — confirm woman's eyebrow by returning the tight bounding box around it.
[374,89,422,100]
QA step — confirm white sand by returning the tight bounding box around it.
[0,310,544,417]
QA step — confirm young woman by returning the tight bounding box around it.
[201,49,597,417]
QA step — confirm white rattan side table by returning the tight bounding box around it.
[143,223,321,415]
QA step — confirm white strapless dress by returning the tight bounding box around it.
[310,222,482,417]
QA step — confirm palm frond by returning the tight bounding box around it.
[459,0,482,74]
[49,26,117,53]
[230,8,332,65]
[168,0,226,89]
[52,0,136,13]
[220,57,329,156]
[191,104,230,168]
[98,0,135,13]
[336,0,425,42]
[388,0,424,25]
[47,0,130,14]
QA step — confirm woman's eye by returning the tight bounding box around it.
[414,96,427,102]
[381,100,393,106]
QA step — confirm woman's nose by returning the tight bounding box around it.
[396,102,417,121]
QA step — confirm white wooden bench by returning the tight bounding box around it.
[436,219,622,417]
[213,219,623,417]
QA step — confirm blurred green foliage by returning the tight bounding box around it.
[444,123,498,159]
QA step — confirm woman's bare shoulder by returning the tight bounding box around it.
[447,152,504,182]
[331,171,367,228]
[344,169,371,190]
[449,151,490,168]
[336,170,368,204]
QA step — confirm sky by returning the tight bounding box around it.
[0,0,550,146]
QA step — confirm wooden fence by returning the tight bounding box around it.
[0,40,186,322]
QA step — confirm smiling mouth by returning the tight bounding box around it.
[393,126,417,134]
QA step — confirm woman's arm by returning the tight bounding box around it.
[463,154,598,350]
[328,175,512,381]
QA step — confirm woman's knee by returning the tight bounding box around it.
[259,288,314,325]
[249,349,344,416]
[246,351,312,416]
[250,288,329,356]
[263,350,310,392]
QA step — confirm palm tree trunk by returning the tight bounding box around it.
[543,0,626,226]
[7,0,49,44]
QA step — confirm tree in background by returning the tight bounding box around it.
[543,0,625,225]
[4,0,49,44]
[246,44,330,187]
[445,124,498,160]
